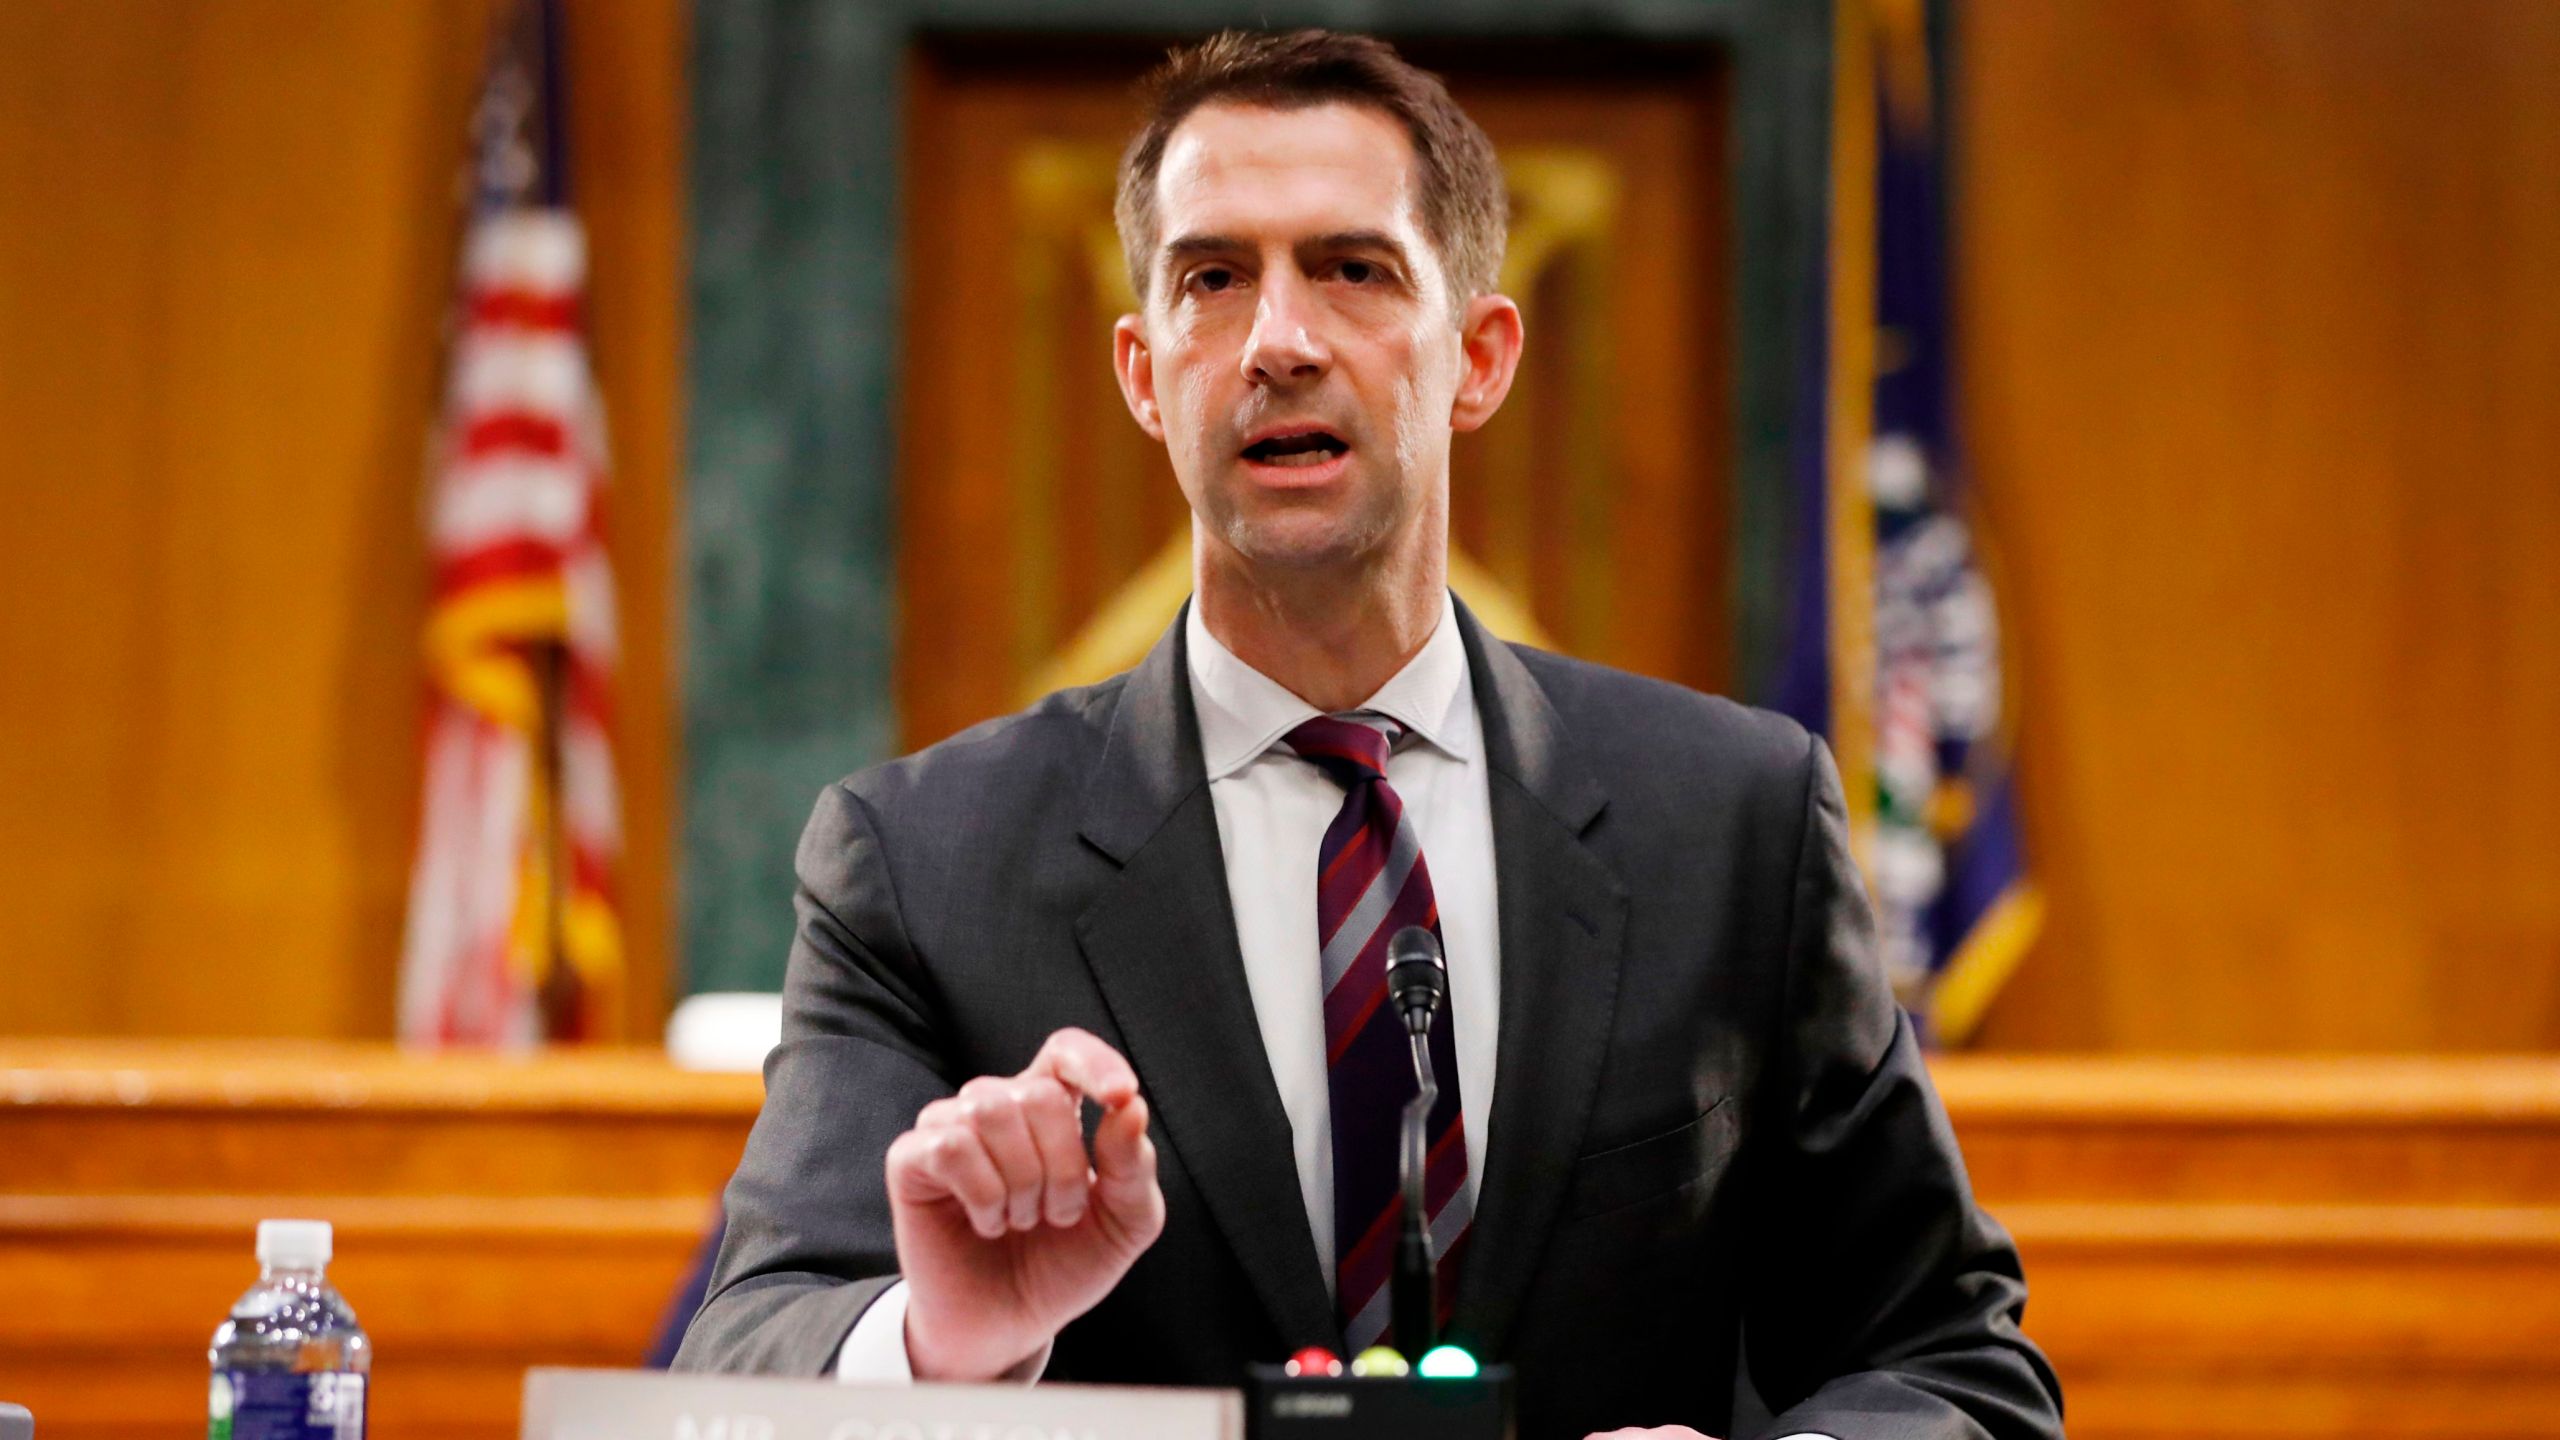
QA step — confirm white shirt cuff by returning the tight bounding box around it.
[832,1281,1051,1384]
[834,1280,918,1382]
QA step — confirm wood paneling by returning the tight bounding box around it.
[0,0,685,1041]
[1932,1055,2560,1440]
[0,1042,756,1440]
[7,1046,2556,1439]
[1958,1,2560,1049]
[561,0,687,1044]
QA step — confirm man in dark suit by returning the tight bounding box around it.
[677,29,2061,1440]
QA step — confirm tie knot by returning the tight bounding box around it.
[1284,713,1400,786]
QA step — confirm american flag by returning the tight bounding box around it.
[399,0,621,1047]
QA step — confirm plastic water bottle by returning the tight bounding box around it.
[207,1219,371,1439]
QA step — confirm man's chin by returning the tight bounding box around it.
[1215,509,1393,574]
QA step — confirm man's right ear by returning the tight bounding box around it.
[1112,315,1166,441]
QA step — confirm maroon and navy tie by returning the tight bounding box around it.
[1283,713,1471,1351]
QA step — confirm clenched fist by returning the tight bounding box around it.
[885,1027,1166,1381]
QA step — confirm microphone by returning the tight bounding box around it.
[1387,927,1449,1038]
[1385,925,1446,1356]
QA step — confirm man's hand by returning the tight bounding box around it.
[885,1027,1165,1381]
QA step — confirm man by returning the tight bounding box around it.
[677,30,2061,1440]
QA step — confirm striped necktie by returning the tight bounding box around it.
[1283,713,1471,1351]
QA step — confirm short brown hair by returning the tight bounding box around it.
[1114,30,1508,310]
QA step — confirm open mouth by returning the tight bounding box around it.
[1241,428,1349,468]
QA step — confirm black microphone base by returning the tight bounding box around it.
[1245,1365,1513,1440]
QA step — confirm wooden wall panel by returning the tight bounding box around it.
[0,1042,756,1440]
[565,0,687,1040]
[1932,1055,2560,1440]
[6,1047,2555,1439]
[0,0,684,1040]
[1958,1,2560,1049]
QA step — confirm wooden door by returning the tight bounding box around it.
[898,38,1730,749]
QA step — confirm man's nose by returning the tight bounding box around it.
[1240,274,1330,386]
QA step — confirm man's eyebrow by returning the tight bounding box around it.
[1157,230,1419,273]
[1298,230,1415,268]
[1159,234,1247,270]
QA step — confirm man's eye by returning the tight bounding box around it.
[1337,260,1378,284]
[1190,267,1238,294]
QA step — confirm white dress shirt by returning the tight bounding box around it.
[839,593,1498,1378]
[1185,590,1500,1282]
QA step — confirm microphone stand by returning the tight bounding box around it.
[1393,1019,1439,1356]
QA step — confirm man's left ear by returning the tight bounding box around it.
[1449,293,1525,434]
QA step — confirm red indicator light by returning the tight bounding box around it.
[1285,1346,1344,1378]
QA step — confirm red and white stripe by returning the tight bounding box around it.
[399,209,622,1048]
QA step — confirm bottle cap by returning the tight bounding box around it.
[257,1218,333,1269]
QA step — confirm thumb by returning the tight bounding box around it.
[1090,1094,1160,1225]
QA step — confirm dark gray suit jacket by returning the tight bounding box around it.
[675,601,2063,1440]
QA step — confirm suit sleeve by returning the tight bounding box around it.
[671,783,952,1376]
[1743,736,2064,1439]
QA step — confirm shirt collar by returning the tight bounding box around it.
[1186,590,1477,782]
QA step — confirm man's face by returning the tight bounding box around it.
[1114,101,1491,574]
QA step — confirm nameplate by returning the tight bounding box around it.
[521,1368,1241,1440]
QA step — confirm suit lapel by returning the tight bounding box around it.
[1447,602,1629,1360]
[1073,611,1338,1351]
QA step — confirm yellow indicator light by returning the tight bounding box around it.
[1416,1345,1478,1379]
[1348,1345,1410,1378]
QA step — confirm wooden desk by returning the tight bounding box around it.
[1934,1056,2560,1440]
[4,1045,2555,1439]
[0,1042,758,1440]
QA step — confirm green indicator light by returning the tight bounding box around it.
[1416,1345,1479,1379]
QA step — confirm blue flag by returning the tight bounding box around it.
[1776,0,2040,1044]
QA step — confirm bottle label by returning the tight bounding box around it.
[209,1371,366,1440]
